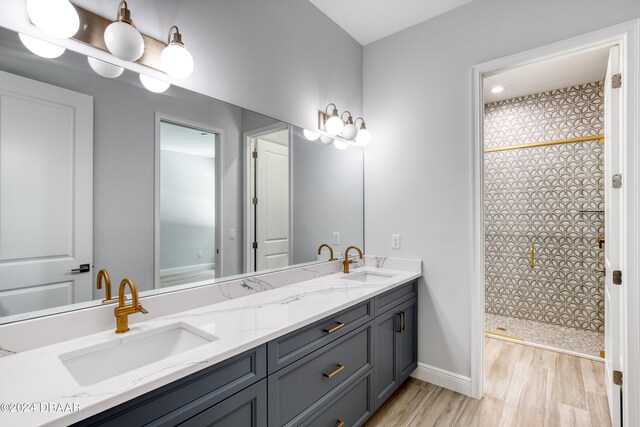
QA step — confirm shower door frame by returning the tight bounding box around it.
[470,19,639,427]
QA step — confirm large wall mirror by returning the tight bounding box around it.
[0,26,364,324]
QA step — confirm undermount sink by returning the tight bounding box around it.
[345,271,396,283]
[59,322,218,386]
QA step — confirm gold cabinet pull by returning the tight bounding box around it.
[336,421,345,427]
[323,364,345,378]
[323,322,345,334]
[529,244,535,270]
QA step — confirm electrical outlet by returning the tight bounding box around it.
[229,229,236,239]
[333,232,340,245]
[392,234,400,249]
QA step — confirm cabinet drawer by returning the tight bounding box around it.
[374,280,417,316]
[268,300,372,373]
[74,345,266,427]
[268,324,373,427]
[301,371,372,427]
[179,379,267,427]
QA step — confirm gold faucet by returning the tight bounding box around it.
[343,245,363,274]
[318,243,337,261]
[114,278,148,334]
[96,269,118,304]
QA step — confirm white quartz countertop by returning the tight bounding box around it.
[0,262,421,426]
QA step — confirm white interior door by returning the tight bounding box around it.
[255,138,289,271]
[0,70,93,318]
[603,45,623,427]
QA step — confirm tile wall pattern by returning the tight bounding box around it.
[484,81,604,332]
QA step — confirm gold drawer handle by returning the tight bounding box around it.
[323,322,345,334]
[323,364,345,378]
[529,244,535,270]
[337,420,345,427]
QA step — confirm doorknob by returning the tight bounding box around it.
[71,263,91,273]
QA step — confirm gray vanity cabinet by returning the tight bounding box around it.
[71,280,418,427]
[372,296,418,410]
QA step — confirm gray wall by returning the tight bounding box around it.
[0,0,364,132]
[291,132,364,263]
[160,150,216,272]
[363,0,639,378]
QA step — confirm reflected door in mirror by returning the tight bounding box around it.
[0,70,93,317]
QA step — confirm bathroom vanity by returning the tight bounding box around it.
[0,257,421,426]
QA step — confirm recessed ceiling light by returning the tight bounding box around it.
[491,85,504,93]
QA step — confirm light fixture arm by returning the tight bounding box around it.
[325,103,338,116]
[341,111,354,124]
[167,25,184,46]
[115,1,134,26]
[354,117,367,129]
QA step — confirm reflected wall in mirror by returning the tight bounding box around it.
[0,27,364,324]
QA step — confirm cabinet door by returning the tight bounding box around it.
[372,307,399,409]
[179,379,267,427]
[397,298,418,381]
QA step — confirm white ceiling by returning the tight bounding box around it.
[160,122,216,158]
[484,47,610,103]
[308,0,475,45]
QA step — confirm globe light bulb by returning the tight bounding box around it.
[303,129,320,141]
[161,27,194,80]
[139,74,170,93]
[325,114,344,136]
[19,33,65,58]
[333,140,349,150]
[319,135,334,145]
[355,128,372,146]
[26,0,79,39]
[341,123,358,141]
[88,57,124,78]
[104,2,144,61]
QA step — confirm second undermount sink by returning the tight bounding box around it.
[59,322,218,387]
[345,271,396,283]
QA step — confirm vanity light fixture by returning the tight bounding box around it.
[340,111,358,141]
[104,1,145,62]
[139,74,170,93]
[18,33,65,58]
[161,26,194,79]
[87,57,124,78]
[322,103,344,136]
[303,129,320,141]
[354,117,372,147]
[491,85,504,93]
[26,0,79,39]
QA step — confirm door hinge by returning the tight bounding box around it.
[252,150,258,159]
[612,174,622,189]
[252,242,258,249]
[613,370,623,386]
[613,270,622,285]
[612,73,622,89]
[252,197,258,205]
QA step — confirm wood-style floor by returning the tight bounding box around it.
[365,337,611,427]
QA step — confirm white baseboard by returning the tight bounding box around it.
[410,363,472,396]
[160,263,215,276]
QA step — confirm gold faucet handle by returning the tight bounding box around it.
[138,305,148,314]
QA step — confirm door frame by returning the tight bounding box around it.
[154,112,225,286]
[470,19,639,426]
[242,122,291,272]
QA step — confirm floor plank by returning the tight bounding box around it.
[365,338,610,427]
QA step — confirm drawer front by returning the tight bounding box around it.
[302,371,372,427]
[374,280,417,316]
[268,324,373,427]
[179,379,267,427]
[268,300,373,373]
[74,345,266,427]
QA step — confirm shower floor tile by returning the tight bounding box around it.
[485,313,604,358]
